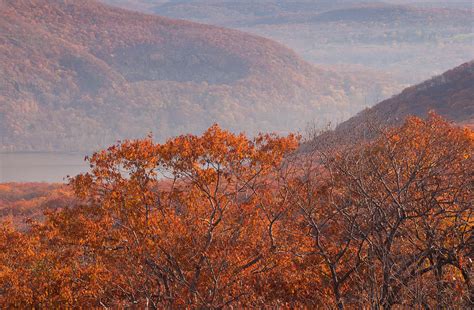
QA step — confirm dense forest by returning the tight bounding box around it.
[310,61,474,148]
[1,0,398,152]
[0,115,472,307]
[0,183,72,228]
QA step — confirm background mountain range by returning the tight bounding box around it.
[1,0,472,152]
[0,0,401,152]
[104,0,473,84]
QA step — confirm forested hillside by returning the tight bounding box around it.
[105,0,473,85]
[331,61,474,140]
[0,183,72,228]
[0,0,391,152]
[305,60,473,151]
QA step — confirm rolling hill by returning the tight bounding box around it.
[0,0,389,152]
[104,0,474,85]
[339,61,474,127]
[313,61,474,148]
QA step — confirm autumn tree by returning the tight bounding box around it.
[293,114,473,308]
[61,125,297,307]
[0,116,472,308]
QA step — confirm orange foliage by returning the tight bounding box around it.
[0,118,472,308]
[0,183,73,228]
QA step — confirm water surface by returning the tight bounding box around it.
[0,153,89,183]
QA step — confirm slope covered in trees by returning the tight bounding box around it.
[331,61,474,141]
[0,116,472,307]
[0,183,73,228]
[105,0,473,85]
[0,0,386,152]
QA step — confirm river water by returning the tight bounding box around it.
[0,153,89,183]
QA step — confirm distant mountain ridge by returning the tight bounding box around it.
[1,0,384,152]
[105,1,472,29]
[201,3,471,27]
[103,0,473,86]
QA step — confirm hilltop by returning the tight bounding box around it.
[0,0,388,152]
